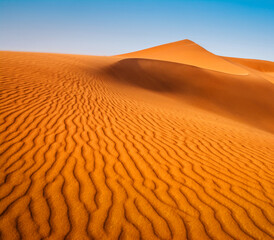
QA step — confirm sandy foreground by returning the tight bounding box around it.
[0,40,274,240]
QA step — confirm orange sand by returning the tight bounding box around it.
[0,40,274,240]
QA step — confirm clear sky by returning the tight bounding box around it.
[0,0,273,61]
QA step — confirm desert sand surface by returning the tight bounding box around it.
[0,40,274,240]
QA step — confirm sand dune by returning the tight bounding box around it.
[117,39,248,75]
[0,40,274,240]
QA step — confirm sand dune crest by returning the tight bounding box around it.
[117,39,248,75]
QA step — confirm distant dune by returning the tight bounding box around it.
[0,40,274,240]
[117,39,248,75]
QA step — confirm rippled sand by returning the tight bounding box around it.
[0,40,274,239]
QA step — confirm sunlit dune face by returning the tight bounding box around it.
[0,41,274,240]
[117,39,249,75]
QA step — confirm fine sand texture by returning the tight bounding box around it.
[0,40,274,240]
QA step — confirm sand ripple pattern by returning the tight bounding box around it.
[0,52,274,240]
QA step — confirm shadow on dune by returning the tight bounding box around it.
[103,58,274,133]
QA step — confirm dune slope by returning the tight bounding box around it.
[224,57,274,84]
[0,42,274,240]
[106,58,274,133]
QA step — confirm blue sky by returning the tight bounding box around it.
[0,0,273,60]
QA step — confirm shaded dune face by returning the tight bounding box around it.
[0,44,274,240]
[105,58,274,133]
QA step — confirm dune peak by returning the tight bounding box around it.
[117,39,248,75]
[170,39,196,45]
